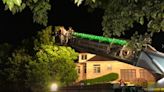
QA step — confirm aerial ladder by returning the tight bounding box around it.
[55,27,164,87]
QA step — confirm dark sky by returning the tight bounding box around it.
[0,0,164,52]
[0,0,103,44]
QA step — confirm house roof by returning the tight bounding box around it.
[88,55,115,61]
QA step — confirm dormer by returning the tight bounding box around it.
[78,53,95,63]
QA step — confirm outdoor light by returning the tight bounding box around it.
[50,83,58,92]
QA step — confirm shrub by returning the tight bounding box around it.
[81,73,118,85]
[132,78,148,88]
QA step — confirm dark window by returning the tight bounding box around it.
[94,64,101,73]
[81,54,87,60]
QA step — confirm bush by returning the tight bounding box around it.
[132,78,148,88]
[81,73,118,85]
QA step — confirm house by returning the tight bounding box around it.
[76,53,155,84]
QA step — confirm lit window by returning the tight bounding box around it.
[94,64,101,73]
[107,64,112,70]
[81,54,87,60]
[120,69,136,81]
[140,69,154,81]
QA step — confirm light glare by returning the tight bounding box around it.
[50,83,58,91]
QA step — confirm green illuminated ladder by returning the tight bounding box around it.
[73,32,128,46]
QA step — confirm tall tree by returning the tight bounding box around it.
[0,26,78,92]
[3,0,163,38]
[2,0,163,34]
[0,43,13,91]
[2,0,163,50]
[75,0,164,35]
[35,45,78,86]
[34,26,78,86]
[2,0,51,26]
[75,0,164,51]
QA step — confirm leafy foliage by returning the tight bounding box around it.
[34,26,78,86]
[80,0,164,35]
[34,26,78,87]
[34,26,55,46]
[128,32,152,51]
[2,0,163,33]
[74,0,164,50]
[2,0,163,51]
[74,0,95,6]
[2,0,51,26]
[0,43,13,83]
[0,26,78,92]
[132,78,148,88]
[3,0,22,10]
[35,44,78,86]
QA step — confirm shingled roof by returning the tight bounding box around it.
[88,55,115,61]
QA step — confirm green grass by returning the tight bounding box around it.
[81,73,118,85]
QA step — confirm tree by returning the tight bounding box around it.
[75,0,164,50]
[3,0,163,35]
[3,0,163,44]
[0,26,78,92]
[76,0,164,35]
[0,43,12,62]
[34,26,55,46]
[2,0,51,26]
[35,45,78,86]
[6,49,33,92]
[0,43,34,92]
[3,0,163,50]
[3,0,163,34]
[0,43,14,91]
[34,26,78,86]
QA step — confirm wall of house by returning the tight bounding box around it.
[76,63,86,81]
[76,53,155,83]
[86,61,115,79]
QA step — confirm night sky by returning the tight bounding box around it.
[0,0,164,52]
[0,0,103,44]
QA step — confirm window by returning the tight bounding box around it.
[140,69,145,78]
[120,69,136,81]
[81,54,87,60]
[140,69,154,81]
[107,64,112,70]
[93,64,101,73]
